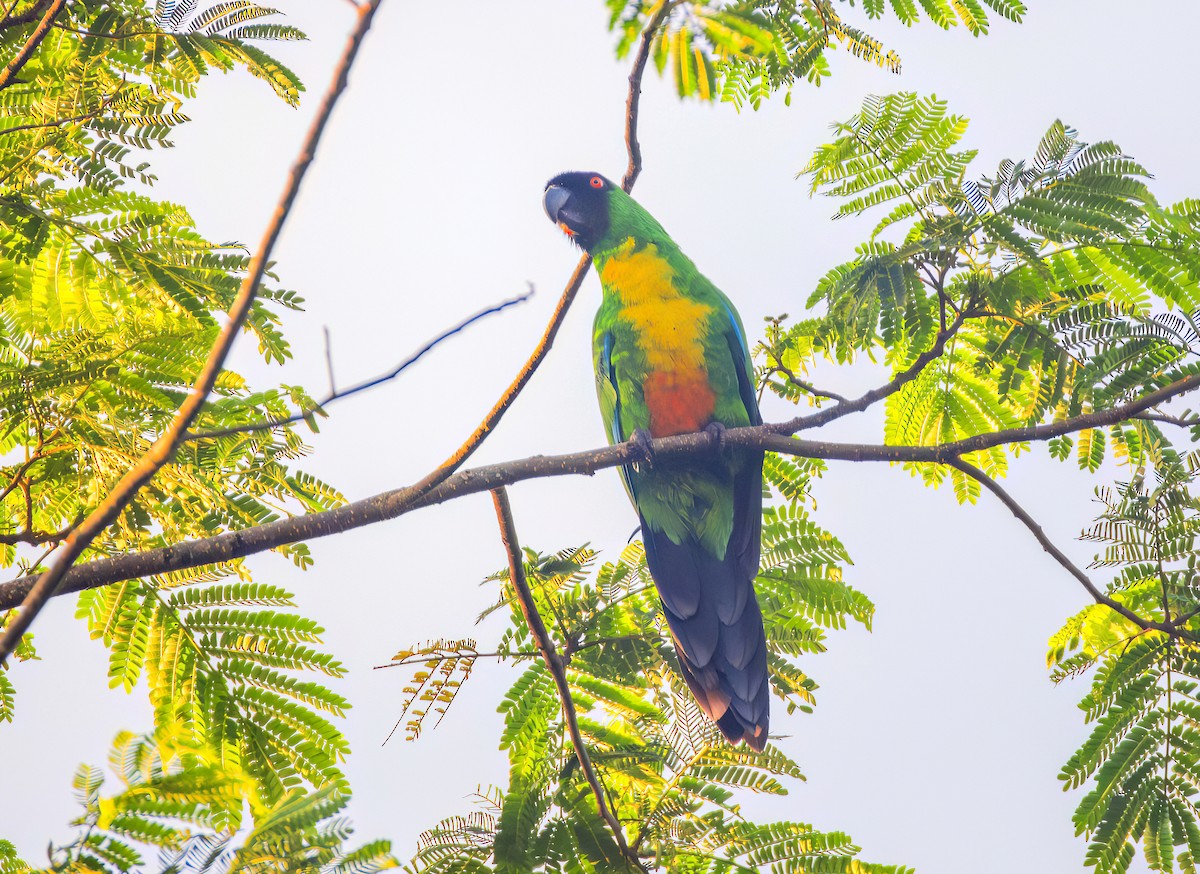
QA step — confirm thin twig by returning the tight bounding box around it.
[490,488,642,871]
[50,23,165,39]
[338,3,675,542]
[0,527,70,546]
[1135,412,1199,429]
[772,306,970,433]
[3,371,1200,613]
[373,649,536,668]
[0,0,64,91]
[949,458,1197,642]
[0,0,384,665]
[323,326,336,395]
[761,363,848,403]
[622,0,674,191]
[185,289,532,442]
[0,88,121,137]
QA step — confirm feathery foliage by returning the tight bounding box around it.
[403,460,897,872]
[0,0,348,840]
[19,4,1200,874]
[607,0,1025,108]
[1049,455,1200,874]
[23,731,395,874]
[0,0,304,191]
[760,92,1200,500]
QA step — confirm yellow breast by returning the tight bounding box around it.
[599,237,713,373]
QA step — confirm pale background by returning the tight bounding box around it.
[4,2,1200,871]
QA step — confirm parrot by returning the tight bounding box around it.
[542,171,769,750]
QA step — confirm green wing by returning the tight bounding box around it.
[595,327,637,504]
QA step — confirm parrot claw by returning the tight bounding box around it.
[704,421,728,453]
[630,429,656,468]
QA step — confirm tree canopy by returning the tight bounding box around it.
[6,1,1200,872]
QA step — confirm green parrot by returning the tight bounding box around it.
[543,171,768,750]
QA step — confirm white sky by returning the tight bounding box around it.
[5,2,1200,872]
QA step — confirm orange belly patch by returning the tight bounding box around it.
[643,370,716,437]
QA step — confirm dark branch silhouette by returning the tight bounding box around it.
[185,289,533,442]
[949,458,1198,643]
[622,1,674,191]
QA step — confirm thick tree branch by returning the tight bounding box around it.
[0,0,53,30]
[0,0,383,664]
[949,458,1197,642]
[3,373,1199,612]
[490,488,641,871]
[185,289,532,442]
[753,372,1200,455]
[0,0,64,91]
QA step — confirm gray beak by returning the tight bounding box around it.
[543,185,572,224]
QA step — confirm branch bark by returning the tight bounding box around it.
[185,290,532,442]
[0,0,54,30]
[350,0,674,552]
[0,0,383,664]
[773,306,968,434]
[0,0,64,91]
[490,488,642,870]
[3,372,1198,612]
[949,458,1197,642]
[622,0,673,192]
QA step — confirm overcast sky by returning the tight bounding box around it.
[5,2,1200,872]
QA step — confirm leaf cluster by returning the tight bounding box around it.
[0,0,354,847]
[10,730,396,874]
[762,92,1200,501]
[404,461,898,872]
[1048,458,1200,873]
[607,0,1025,108]
[0,0,304,191]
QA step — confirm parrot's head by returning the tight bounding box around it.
[542,171,616,253]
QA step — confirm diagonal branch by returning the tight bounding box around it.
[322,1,676,568]
[185,289,532,442]
[949,458,1197,642]
[0,0,384,664]
[772,306,969,434]
[0,0,53,30]
[490,487,642,871]
[3,372,1200,612]
[751,371,1200,457]
[0,0,64,91]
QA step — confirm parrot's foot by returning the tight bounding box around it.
[704,421,728,453]
[630,428,656,468]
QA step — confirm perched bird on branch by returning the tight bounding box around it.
[543,172,768,750]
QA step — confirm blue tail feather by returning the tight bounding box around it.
[643,521,769,751]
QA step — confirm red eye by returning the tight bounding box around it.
[589,176,604,189]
